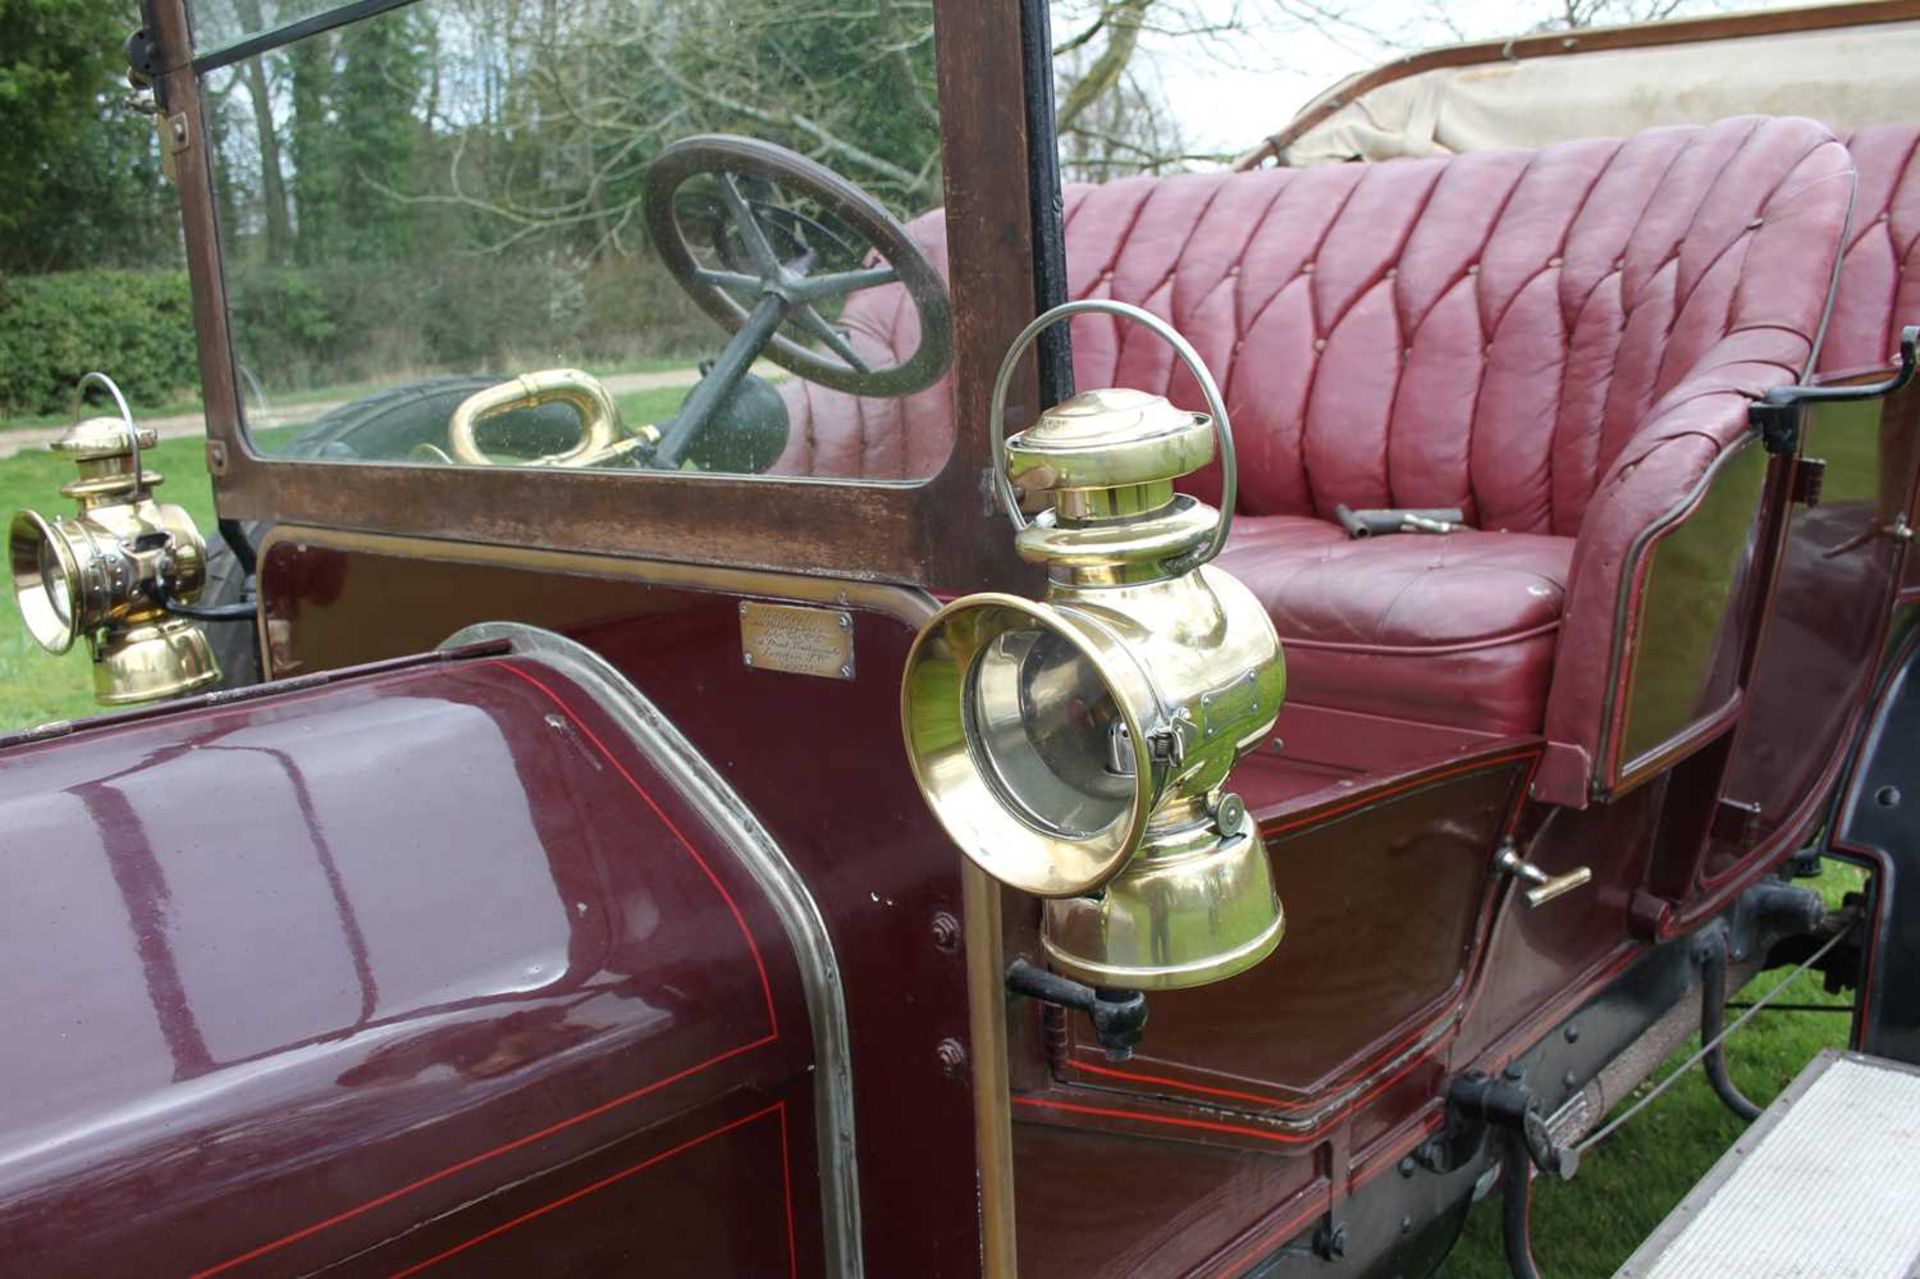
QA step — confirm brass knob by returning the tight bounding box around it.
[1495,843,1592,908]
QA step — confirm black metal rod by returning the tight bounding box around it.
[1700,934,1765,1122]
[1724,1001,1854,1013]
[192,0,422,73]
[1018,0,1074,405]
[652,292,787,470]
[217,517,257,576]
[1501,1128,1543,1279]
[152,577,256,622]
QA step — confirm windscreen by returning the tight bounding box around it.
[197,0,955,482]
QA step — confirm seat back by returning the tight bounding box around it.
[1821,124,1920,374]
[1066,116,1847,536]
[780,117,1851,517]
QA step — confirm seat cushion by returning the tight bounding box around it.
[1218,518,1573,735]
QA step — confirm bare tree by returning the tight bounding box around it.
[1051,0,1257,180]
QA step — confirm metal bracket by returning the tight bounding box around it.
[1749,325,1918,457]
[123,27,161,91]
[1005,959,1147,1062]
[1448,1073,1580,1181]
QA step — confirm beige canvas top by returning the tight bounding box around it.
[1266,7,1920,167]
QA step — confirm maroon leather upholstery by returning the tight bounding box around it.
[772,235,954,480]
[1216,519,1571,735]
[782,117,1856,791]
[1820,125,1920,375]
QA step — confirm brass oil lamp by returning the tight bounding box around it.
[8,374,220,705]
[901,301,1286,990]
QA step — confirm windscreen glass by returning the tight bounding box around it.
[201,0,954,482]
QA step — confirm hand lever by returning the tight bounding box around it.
[1495,842,1592,908]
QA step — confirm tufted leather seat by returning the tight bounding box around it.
[1820,124,1920,375]
[781,117,1857,787]
[1215,518,1572,735]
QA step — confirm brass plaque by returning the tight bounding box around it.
[739,601,855,680]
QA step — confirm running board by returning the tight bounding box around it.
[1617,1050,1920,1277]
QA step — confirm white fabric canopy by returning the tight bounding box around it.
[1281,18,1920,166]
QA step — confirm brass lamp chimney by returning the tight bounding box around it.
[901,301,1286,990]
[8,374,219,705]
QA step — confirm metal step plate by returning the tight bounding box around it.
[1618,1050,1920,1278]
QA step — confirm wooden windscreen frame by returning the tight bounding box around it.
[146,0,1040,594]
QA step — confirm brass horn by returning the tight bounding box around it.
[447,368,656,467]
[900,300,1286,990]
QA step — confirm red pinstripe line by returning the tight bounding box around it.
[499,663,779,1034]
[1058,1035,1440,1138]
[387,1103,789,1278]
[1068,1059,1291,1106]
[777,1100,799,1279]
[1069,1033,1437,1115]
[190,1035,776,1278]
[1013,1095,1319,1144]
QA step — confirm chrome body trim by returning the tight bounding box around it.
[443,621,866,1277]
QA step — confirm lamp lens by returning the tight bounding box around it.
[967,625,1134,839]
[9,510,76,652]
[37,537,71,626]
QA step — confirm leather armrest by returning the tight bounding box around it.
[1536,363,1791,806]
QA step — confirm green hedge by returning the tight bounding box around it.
[0,258,719,418]
[0,270,199,417]
[223,257,716,390]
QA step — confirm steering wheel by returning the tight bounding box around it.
[645,135,952,400]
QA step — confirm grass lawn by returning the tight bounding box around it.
[0,403,1864,1276]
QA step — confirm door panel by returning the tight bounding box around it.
[1710,384,1920,881]
[1057,758,1530,1116]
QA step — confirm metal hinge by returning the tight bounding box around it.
[1790,456,1826,507]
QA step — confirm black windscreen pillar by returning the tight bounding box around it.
[1019,0,1074,405]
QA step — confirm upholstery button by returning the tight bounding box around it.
[1385,268,1397,279]
[1881,212,1893,222]
[1227,263,1242,275]
[1466,264,1479,275]
[1403,346,1414,358]
[1314,338,1328,352]
[1302,262,1315,274]
[1548,256,1563,268]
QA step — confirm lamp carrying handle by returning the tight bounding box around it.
[988,299,1238,570]
[76,371,142,484]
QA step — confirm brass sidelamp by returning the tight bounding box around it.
[8,374,220,705]
[901,301,1286,990]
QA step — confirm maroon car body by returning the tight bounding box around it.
[4,2,1920,1277]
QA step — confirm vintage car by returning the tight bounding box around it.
[4,0,1920,1275]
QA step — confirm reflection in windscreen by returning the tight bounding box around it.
[204,0,955,482]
